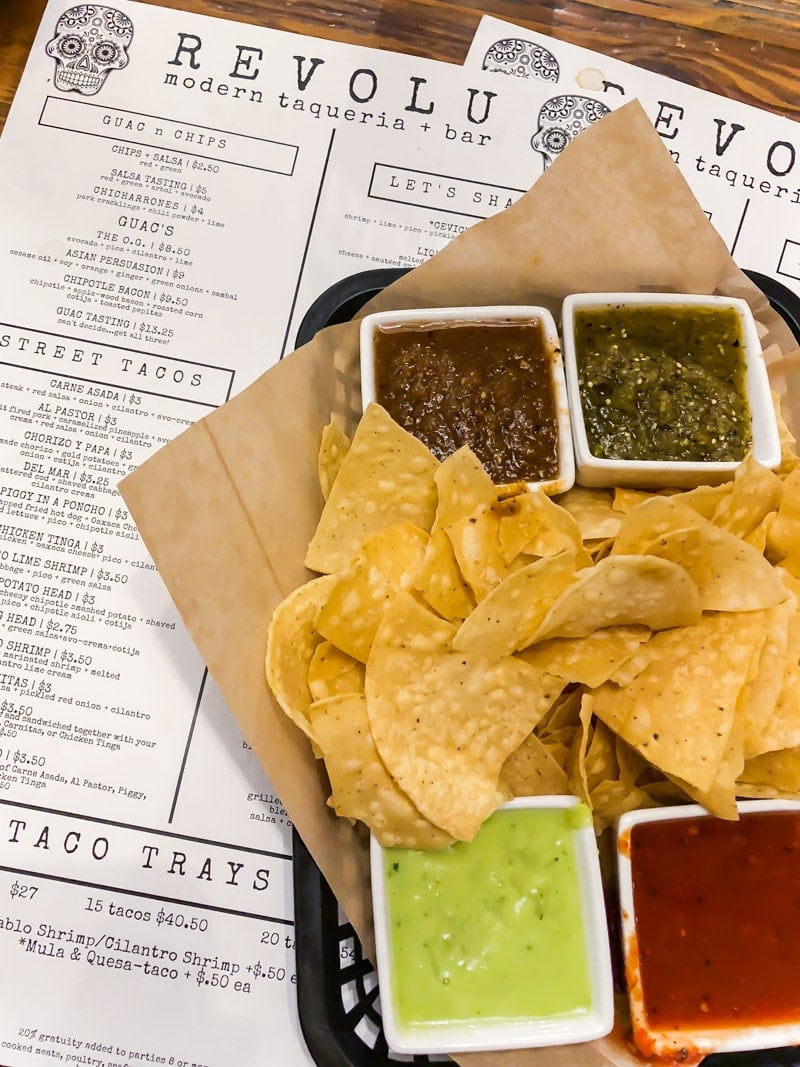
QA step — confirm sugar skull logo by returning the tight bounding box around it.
[46,5,134,96]
[482,38,560,82]
[531,95,611,169]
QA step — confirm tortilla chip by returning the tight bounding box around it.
[677,480,734,520]
[315,521,428,662]
[587,537,616,562]
[366,592,562,840]
[447,502,520,602]
[539,736,573,772]
[265,574,336,742]
[536,687,583,739]
[643,525,788,612]
[414,528,474,622]
[305,403,438,573]
[608,639,663,687]
[573,713,654,828]
[518,626,650,688]
[767,466,800,577]
[709,454,783,539]
[565,695,599,805]
[590,736,656,828]
[743,513,774,554]
[447,491,591,602]
[432,444,497,527]
[612,488,661,514]
[529,555,701,643]
[307,641,365,702]
[751,672,800,756]
[453,549,586,657]
[739,745,800,795]
[414,446,495,621]
[446,501,526,601]
[496,489,584,563]
[773,389,800,475]
[667,711,746,821]
[498,730,570,797]
[741,596,795,757]
[610,495,708,556]
[589,778,654,829]
[559,486,624,540]
[317,418,351,501]
[309,692,452,849]
[593,611,768,793]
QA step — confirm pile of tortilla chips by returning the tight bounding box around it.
[266,401,800,848]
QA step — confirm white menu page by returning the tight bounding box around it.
[464,14,800,299]
[0,4,549,1064]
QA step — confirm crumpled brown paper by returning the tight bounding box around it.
[120,100,800,1067]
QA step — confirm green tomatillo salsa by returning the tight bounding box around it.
[382,804,593,1028]
[573,304,752,462]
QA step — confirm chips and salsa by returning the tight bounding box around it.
[268,398,800,844]
[265,331,800,1060]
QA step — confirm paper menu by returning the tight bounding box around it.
[0,3,565,1064]
[464,15,800,301]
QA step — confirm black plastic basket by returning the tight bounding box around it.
[291,267,800,1067]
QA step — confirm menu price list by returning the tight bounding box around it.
[0,353,228,820]
[3,92,300,370]
[13,102,242,344]
[0,893,293,997]
[0,802,302,1067]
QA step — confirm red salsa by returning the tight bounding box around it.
[630,810,800,1030]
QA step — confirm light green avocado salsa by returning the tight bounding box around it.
[382,805,593,1028]
[574,304,751,462]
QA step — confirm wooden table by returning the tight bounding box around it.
[1,0,799,136]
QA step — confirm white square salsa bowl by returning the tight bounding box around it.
[558,294,780,488]
[360,305,575,495]
[370,795,614,1055]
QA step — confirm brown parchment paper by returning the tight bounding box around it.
[120,101,800,1067]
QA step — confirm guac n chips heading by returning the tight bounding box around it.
[266,401,800,847]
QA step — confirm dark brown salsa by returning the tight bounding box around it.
[373,319,559,483]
